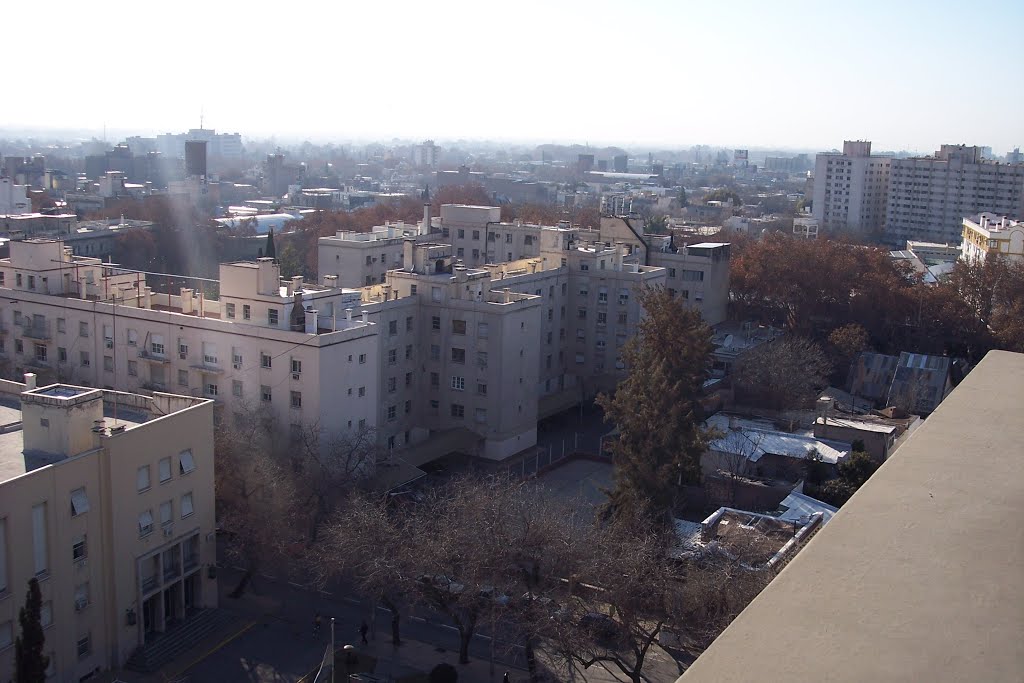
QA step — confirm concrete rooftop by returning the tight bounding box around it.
[679,350,1024,683]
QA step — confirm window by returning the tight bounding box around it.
[452,319,467,335]
[40,601,52,628]
[77,633,91,659]
[597,312,607,326]
[575,353,585,364]
[358,386,366,397]
[477,322,489,338]
[202,342,218,365]
[74,583,90,611]
[14,274,21,287]
[387,377,396,393]
[57,317,66,334]
[225,303,235,318]
[290,358,302,374]
[14,339,22,355]
[505,233,512,244]
[577,307,587,320]
[35,344,46,362]
[429,400,439,414]
[410,285,417,295]
[72,535,89,566]
[430,345,440,361]
[405,400,412,414]
[405,344,412,360]
[178,369,189,386]
[477,382,487,395]
[70,487,90,516]
[472,230,480,240]
[451,348,465,364]
[79,321,89,337]
[159,457,172,483]
[206,383,218,397]
[450,403,465,418]
[617,312,628,324]
[128,360,138,376]
[181,492,194,518]
[387,405,396,420]
[451,376,465,391]
[668,268,677,278]
[405,372,413,387]
[477,351,488,368]
[178,339,189,357]
[456,247,464,257]
[431,287,442,302]
[619,289,630,305]
[27,275,35,289]
[430,372,439,387]
[475,408,487,423]
[80,351,90,367]
[137,465,151,492]
[150,334,165,355]
[160,500,173,527]
[179,449,196,475]
[260,352,272,369]
[232,380,243,397]
[431,315,441,330]
[457,229,465,238]
[388,349,397,365]
[261,385,272,402]
[388,320,397,336]
[358,353,366,364]
[577,328,585,340]
[233,349,243,366]
[138,510,154,537]
[243,304,251,320]
[524,235,534,246]
[580,263,589,271]
[268,309,279,326]
[598,287,608,303]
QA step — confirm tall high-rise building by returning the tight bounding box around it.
[811,141,892,236]
[884,145,1024,245]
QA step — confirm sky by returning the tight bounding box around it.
[7,0,1023,153]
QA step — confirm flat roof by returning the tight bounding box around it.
[679,350,1024,683]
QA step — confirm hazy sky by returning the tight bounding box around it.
[8,0,1023,153]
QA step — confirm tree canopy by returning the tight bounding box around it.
[597,286,714,523]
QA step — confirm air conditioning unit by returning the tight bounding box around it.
[105,340,113,349]
[179,352,187,360]
[292,373,300,381]
[163,526,174,538]
[74,598,87,612]
[232,363,241,369]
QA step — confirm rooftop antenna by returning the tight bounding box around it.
[200,106,204,131]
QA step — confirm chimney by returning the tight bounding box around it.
[180,288,194,314]
[345,308,353,323]
[323,274,338,288]
[291,275,303,292]
[305,308,318,334]
[24,373,37,391]
[422,204,431,235]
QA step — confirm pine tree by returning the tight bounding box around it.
[597,286,714,524]
[14,578,49,683]
[264,228,277,259]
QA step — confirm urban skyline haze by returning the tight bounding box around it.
[7,0,1024,153]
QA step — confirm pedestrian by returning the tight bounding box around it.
[313,612,322,638]
[503,672,510,683]
[359,620,369,645]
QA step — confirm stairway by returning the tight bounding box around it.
[125,608,237,673]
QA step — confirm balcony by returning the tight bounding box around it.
[139,349,170,364]
[163,563,180,582]
[18,320,51,340]
[190,362,224,375]
[141,574,159,594]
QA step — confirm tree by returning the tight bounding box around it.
[644,214,669,234]
[15,578,49,683]
[215,407,302,596]
[597,287,714,524]
[827,323,870,384]
[702,188,742,207]
[265,228,277,259]
[677,186,689,207]
[733,338,832,411]
[807,450,879,507]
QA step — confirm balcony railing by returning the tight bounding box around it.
[18,321,51,340]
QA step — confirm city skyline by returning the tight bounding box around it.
[7,0,1022,153]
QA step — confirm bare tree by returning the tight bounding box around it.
[733,337,832,411]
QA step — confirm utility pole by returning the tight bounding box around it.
[330,617,336,683]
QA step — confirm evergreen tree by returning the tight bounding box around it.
[597,286,714,523]
[14,578,49,683]
[265,228,277,259]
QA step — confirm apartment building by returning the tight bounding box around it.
[0,377,216,680]
[0,241,380,451]
[960,213,1024,263]
[885,145,1024,245]
[811,141,892,236]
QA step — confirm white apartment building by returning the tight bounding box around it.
[0,241,380,452]
[793,215,820,239]
[960,213,1024,263]
[0,177,31,215]
[812,141,892,235]
[0,377,216,680]
[885,145,1024,245]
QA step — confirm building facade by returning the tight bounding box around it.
[0,378,216,680]
[960,213,1024,263]
[811,141,892,236]
[885,145,1024,245]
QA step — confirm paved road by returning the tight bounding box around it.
[183,568,527,682]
